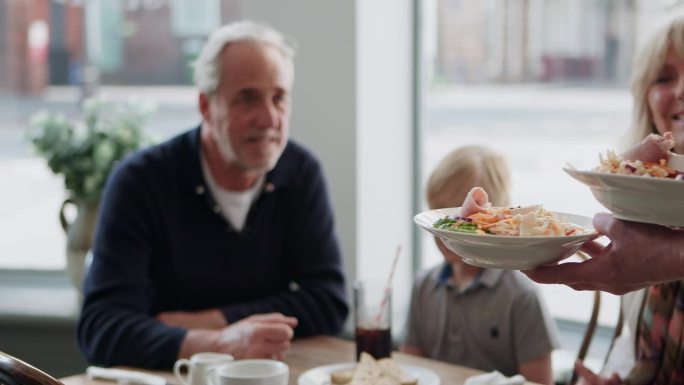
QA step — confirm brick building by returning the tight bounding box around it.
[0,0,240,95]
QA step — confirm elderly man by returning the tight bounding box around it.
[77,21,348,369]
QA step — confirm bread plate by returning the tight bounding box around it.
[297,362,440,385]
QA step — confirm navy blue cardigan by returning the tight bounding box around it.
[77,127,348,369]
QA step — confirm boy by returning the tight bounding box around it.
[401,145,559,385]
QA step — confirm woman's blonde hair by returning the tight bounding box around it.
[426,145,511,209]
[629,16,684,147]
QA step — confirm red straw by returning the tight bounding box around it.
[373,245,401,328]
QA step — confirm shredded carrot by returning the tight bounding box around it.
[480,218,513,229]
[468,213,499,224]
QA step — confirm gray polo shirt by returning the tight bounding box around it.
[403,264,560,377]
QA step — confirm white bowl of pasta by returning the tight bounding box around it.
[414,207,597,270]
[564,167,684,227]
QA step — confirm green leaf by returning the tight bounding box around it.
[28,96,156,201]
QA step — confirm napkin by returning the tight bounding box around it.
[463,371,526,385]
[86,367,167,385]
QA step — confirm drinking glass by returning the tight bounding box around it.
[354,279,392,360]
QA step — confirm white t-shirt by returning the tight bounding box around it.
[600,288,647,379]
[200,155,264,231]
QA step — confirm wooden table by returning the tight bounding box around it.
[60,336,537,385]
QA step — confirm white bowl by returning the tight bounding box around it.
[413,208,597,270]
[212,360,288,385]
[564,167,684,227]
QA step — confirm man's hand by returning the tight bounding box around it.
[524,213,684,295]
[575,360,622,385]
[157,309,228,329]
[215,313,298,360]
[178,313,298,360]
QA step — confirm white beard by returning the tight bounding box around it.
[214,127,238,164]
[207,123,285,172]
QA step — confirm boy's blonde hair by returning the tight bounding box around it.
[426,145,511,209]
[628,15,684,147]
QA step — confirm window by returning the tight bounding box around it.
[0,0,241,271]
[417,0,679,331]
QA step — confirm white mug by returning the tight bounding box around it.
[174,352,234,385]
[208,360,289,385]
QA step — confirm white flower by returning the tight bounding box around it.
[94,141,116,169]
[29,110,51,128]
[29,96,154,201]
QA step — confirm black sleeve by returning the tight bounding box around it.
[77,159,186,369]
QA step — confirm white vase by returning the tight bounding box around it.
[59,198,99,294]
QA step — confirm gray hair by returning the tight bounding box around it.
[628,15,684,148]
[193,20,296,94]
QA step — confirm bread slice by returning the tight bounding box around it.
[330,367,355,384]
[374,373,401,385]
[349,352,383,385]
[377,358,418,385]
[330,354,417,385]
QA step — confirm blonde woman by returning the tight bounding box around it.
[628,16,684,154]
[527,15,684,385]
[401,146,559,385]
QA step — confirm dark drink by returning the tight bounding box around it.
[355,327,392,360]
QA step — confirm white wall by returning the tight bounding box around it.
[355,0,414,322]
[240,0,359,288]
[240,1,415,332]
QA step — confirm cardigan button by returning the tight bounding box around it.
[264,183,275,193]
[195,185,205,195]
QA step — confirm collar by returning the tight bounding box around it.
[433,263,504,293]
